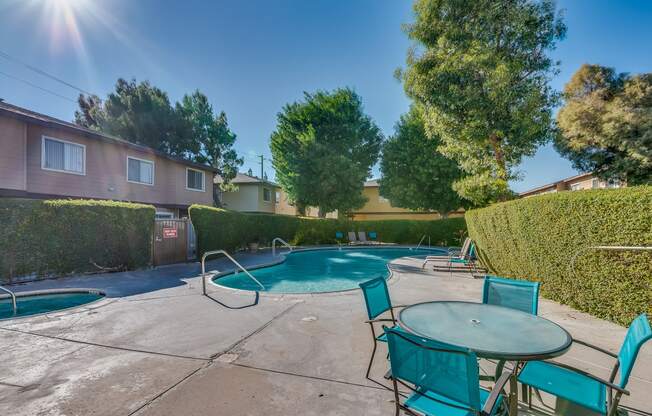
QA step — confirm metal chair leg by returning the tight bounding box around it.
[366,338,378,380]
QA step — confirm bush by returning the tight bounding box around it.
[189,205,467,255]
[0,199,155,283]
[466,186,652,325]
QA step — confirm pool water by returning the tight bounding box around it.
[0,291,105,320]
[214,247,444,293]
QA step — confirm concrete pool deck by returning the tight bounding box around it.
[1,249,651,415]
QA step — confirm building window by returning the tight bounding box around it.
[41,136,85,175]
[155,212,174,219]
[570,183,582,191]
[263,187,272,202]
[591,178,600,189]
[186,168,205,191]
[275,191,280,204]
[127,156,154,185]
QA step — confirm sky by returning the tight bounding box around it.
[1,0,651,192]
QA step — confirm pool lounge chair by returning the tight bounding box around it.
[421,237,472,268]
[429,243,487,276]
[358,231,371,245]
[347,231,359,245]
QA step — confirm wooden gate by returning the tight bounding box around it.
[153,219,191,266]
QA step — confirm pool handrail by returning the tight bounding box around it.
[414,235,430,251]
[0,285,17,314]
[272,237,293,257]
[201,250,265,294]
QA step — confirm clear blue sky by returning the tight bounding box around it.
[1,0,651,192]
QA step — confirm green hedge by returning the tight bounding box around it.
[466,186,652,325]
[0,199,155,283]
[189,205,467,255]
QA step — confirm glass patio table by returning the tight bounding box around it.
[398,301,572,415]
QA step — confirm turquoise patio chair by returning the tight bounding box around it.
[385,326,510,416]
[482,275,540,315]
[518,313,652,416]
[368,231,378,243]
[335,231,344,240]
[359,277,399,381]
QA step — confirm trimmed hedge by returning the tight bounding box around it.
[189,205,467,255]
[0,199,155,283]
[466,186,652,325]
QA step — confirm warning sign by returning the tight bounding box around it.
[163,228,178,239]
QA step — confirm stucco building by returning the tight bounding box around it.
[519,172,624,197]
[0,101,216,218]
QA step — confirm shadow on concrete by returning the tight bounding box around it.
[204,292,260,310]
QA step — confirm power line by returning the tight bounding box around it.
[0,70,77,103]
[0,50,94,96]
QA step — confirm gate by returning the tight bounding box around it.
[153,218,195,266]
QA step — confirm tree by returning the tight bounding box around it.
[176,91,243,190]
[270,88,383,217]
[379,107,464,218]
[398,0,566,205]
[74,79,243,192]
[555,64,652,185]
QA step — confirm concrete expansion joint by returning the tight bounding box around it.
[128,301,303,416]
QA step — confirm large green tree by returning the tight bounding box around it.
[76,78,185,155]
[75,79,243,190]
[270,88,383,217]
[176,91,243,189]
[379,107,464,218]
[555,64,652,185]
[399,0,566,205]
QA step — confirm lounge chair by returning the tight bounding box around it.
[519,313,652,416]
[385,326,510,416]
[428,242,486,275]
[347,231,358,245]
[357,231,368,244]
[421,237,472,268]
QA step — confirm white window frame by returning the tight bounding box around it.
[41,135,86,176]
[185,167,206,192]
[275,190,280,205]
[126,156,155,186]
[263,187,272,203]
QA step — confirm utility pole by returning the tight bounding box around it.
[258,154,264,181]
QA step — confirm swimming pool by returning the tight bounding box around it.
[213,247,444,293]
[0,290,105,320]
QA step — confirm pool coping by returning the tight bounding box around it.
[0,288,108,322]
[207,245,445,297]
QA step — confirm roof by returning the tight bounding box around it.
[0,101,218,173]
[518,172,595,196]
[216,172,279,187]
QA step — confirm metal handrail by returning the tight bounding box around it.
[0,285,17,314]
[569,245,652,278]
[415,235,427,251]
[272,237,293,256]
[201,250,264,295]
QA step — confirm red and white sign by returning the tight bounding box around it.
[163,228,178,239]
